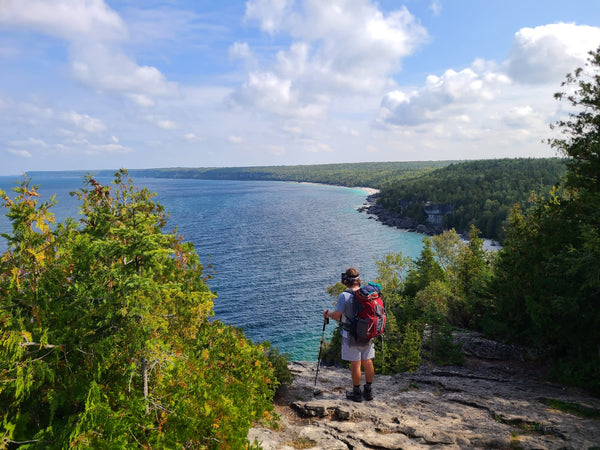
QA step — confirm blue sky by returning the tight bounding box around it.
[1,0,599,175]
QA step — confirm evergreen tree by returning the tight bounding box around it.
[372,253,413,374]
[456,225,495,328]
[395,322,422,373]
[415,281,464,366]
[492,47,600,393]
[403,238,445,299]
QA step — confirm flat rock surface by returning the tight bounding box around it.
[249,357,600,449]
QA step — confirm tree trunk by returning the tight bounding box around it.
[142,356,149,414]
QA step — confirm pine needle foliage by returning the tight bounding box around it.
[491,47,600,393]
[0,170,278,448]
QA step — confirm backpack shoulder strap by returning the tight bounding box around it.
[342,288,359,332]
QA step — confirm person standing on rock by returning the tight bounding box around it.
[323,267,374,402]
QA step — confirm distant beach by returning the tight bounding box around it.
[297,181,379,196]
[355,187,380,195]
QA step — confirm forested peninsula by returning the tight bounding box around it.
[130,157,567,242]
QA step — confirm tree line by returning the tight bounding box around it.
[130,160,452,189]
[377,158,567,241]
[130,158,567,243]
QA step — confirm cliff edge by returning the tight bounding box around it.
[250,342,600,449]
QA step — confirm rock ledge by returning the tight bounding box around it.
[250,358,600,449]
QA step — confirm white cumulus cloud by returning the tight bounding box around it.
[0,0,176,107]
[0,0,126,41]
[145,115,177,130]
[379,65,510,126]
[233,0,428,117]
[379,23,599,128]
[305,141,334,153]
[429,1,442,16]
[70,42,176,100]
[184,133,203,143]
[244,0,293,34]
[229,135,244,144]
[87,142,132,154]
[507,23,600,84]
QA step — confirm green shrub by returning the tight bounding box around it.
[396,322,422,372]
[266,346,293,395]
[0,171,277,448]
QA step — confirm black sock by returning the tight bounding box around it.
[353,385,361,392]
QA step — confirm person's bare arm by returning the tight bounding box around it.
[323,309,342,321]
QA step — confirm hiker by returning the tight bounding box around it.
[323,267,375,402]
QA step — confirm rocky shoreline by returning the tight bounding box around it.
[357,193,446,236]
[357,194,502,250]
[249,334,600,449]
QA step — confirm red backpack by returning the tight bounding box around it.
[344,283,386,344]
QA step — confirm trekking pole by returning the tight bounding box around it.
[313,316,329,395]
[381,334,385,367]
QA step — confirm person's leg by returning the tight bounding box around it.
[361,341,376,401]
[342,337,363,402]
[347,360,363,402]
[363,358,374,383]
[350,360,362,386]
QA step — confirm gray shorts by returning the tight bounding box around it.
[341,335,375,361]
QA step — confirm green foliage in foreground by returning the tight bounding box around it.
[0,170,284,448]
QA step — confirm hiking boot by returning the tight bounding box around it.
[346,387,363,403]
[363,385,373,401]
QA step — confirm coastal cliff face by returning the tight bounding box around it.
[357,194,446,236]
[249,339,600,449]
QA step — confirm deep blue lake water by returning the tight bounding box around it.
[0,173,425,361]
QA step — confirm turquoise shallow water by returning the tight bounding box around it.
[0,174,424,361]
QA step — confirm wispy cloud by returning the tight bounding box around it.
[0,0,177,107]
[7,148,33,158]
[64,111,107,133]
[429,1,442,16]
